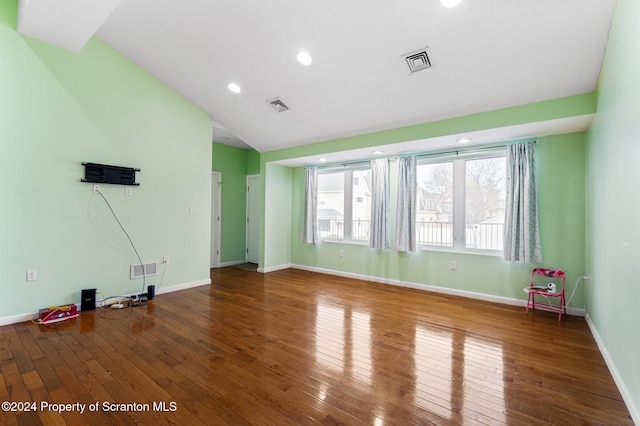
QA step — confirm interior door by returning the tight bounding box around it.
[210,172,221,268]
[246,175,260,264]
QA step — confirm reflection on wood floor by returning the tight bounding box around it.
[0,267,633,425]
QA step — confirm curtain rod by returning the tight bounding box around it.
[316,159,377,170]
[311,140,538,169]
[416,139,539,160]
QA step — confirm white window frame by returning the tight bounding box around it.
[417,149,505,254]
[317,165,371,244]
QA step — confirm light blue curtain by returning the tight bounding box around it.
[503,143,542,263]
[301,166,318,244]
[395,156,417,252]
[369,159,389,249]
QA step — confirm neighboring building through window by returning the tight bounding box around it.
[417,152,505,252]
[317,168,372,242]
[315,152,504,251]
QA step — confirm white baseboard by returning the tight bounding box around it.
[0,278,211,327]
[258,263,292,273]
[585,314,639,425]
[155,278,210,295]
[0,312,42,327]
[289,263,586,317]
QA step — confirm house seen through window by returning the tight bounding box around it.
[417,153,506,251]
[317,168,372,242]
[316,152,505,252]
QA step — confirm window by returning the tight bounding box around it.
[416,152,505,252]
[465,157,506,250]
[317,167,371,242]
[416,162,453,247]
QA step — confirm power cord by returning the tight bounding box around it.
[564,275,590,309]
[537,275,590,311]
[95,189,147,297]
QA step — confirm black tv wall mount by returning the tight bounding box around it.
[81,162,140,186]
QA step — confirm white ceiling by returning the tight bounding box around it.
[18,0,615,157]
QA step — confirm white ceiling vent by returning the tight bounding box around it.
[267,98,289,112]
[404,48,432,73]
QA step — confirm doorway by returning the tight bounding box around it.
[246,175,260,264]
[211,172,221,268]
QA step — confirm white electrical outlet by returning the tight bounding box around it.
[162,255,169,263]
[189,206,196,215]
[339,249,344,257]
[125,187,133,196]
[93,184,101,193]
[26,269,38,281]
[450,261,457,271]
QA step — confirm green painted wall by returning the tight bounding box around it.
[0,1,212,319]
[247,149,261,175]
[284,133,585,305]
[262,164,292,269]
[210,144,261,264]
[260,94,595,288]
[212,143,249,263]
[586,0,640,419]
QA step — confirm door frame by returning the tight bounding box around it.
[245,174,260,264]
[210,171,222,268]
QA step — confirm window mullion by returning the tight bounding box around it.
[344,170,353,240]
[452,159,466,249]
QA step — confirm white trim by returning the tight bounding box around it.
[0,312,44,327]
[585,314,639,425]
[246,174,260,264]
[258,263,292,273]
[289,263,585,317]
[0,278,211,327]
[210,171,222,268]
[219,260,247,268]
[155,278,211,295]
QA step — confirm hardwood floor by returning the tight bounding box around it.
[0,267,633,425]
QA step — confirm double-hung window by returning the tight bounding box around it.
[416,150,506,252]
[317,166,372,243]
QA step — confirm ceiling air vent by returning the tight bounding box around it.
[404,48,432,73]
[267,98,289,112]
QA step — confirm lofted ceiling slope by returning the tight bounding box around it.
[19,0,615,154]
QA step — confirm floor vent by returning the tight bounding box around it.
[404,48,432,73]
[130,262,158,279]
[267,98,289,112]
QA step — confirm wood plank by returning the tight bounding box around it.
[0,267,633,424]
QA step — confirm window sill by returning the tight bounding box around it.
[417,246,503,257]
[317,240,503,257]
[320,239,369,246]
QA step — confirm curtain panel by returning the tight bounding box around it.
[301,166,318,244]
[369,159,389,249]
[503,143,543,263]
[395,156,417,252]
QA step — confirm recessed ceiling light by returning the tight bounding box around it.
[373,150,384,154]
[318,158,327,162]
[441,0,462,7]
[297,51,312,66]
[457,138,471,144]
[227,82,241,94]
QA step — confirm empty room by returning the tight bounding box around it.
[1,0,638,424]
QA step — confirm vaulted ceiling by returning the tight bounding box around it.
[18,0,615,154]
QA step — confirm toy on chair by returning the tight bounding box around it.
[524,268,566,321]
